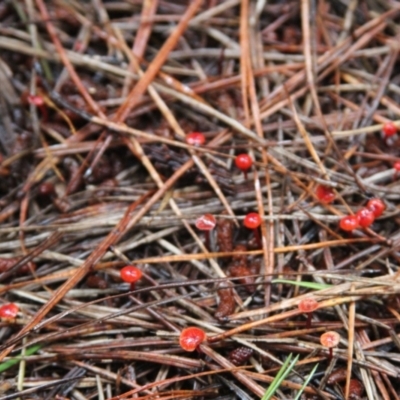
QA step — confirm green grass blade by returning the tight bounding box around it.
[0,344,42,373]
[261,353,300,400]
[261,354,292,400]
[293,363,319,400]
[272,279,332,290]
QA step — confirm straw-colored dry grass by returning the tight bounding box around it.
[1,1,400,399]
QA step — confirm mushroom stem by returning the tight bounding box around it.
[306,312,312,329]
[253,228,261,248]
[204,231,211,251]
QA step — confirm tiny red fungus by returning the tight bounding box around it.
[382,121,397,138]
[355,207,375,228]
[243,212,262,248]
[298,297,318,329]
[179,327,207,352]
[320,331,340,361]
[235,154,253,180]
[315,184,335,204]
[27,94,48,121]
[394,161,400,179]
[120,265,142,291]
[195,214,216,250]
[366,198,385,218]
[339,215,358,232]
[27,94,44,107]
[0,303,19,319]
[185,132,206,146]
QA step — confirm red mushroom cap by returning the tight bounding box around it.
[356,207,375,228]
[366,198,385,218]
[185,132,206,146]
[120,266,142,284]
[0,303,19,319]
[195,214,216,231]
[315,184,335,204]
[382,122,397,137]
[243,213,262,229]
[339,215,358,231]
[320,331,340,348]
[27,94,45,107]
[298,297,318,313]
[235,154,253,172]
[179,327,207,352]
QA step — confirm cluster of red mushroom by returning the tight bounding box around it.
[185,133,254,182]
[195,212,262,250]
[298,299,341,360]
[339,198,385,232]
[185,132,350,361]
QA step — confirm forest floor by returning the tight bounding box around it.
[0,1,400,399]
